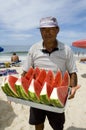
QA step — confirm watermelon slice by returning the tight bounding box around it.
[27,69,46,102]
[15,76,30,99]
[1,75,18,97]
[46,70,54,98]
[36,69,46,86]
[58,71,70,106]
[57,86,68,106]
[40,70,54,104]
[34,69,46,99]
[28,79,39,102]
[14,67,40,100]
[61,71,70,86]
[50,71,70,107]
[52,69,62,88]
[33,67,40,79]
[25,67,34,80]
[50,88,63,107]
[40,82,50,104]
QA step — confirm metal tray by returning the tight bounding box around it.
[7,96,66,113]
[7,88,71,113]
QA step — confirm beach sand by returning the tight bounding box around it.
[0,61,86,130]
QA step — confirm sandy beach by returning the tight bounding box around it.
[0,61,86,130]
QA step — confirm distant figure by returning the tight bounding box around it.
[80,58,86,62]
[11,52,19,63]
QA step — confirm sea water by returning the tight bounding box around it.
[0,45,30,63]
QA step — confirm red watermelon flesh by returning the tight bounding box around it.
[57,86,68,106]
[52,69,62,88]
[25,67,34,80]
[40,70,54,104]
[20,77,30,94]
[45,70,54,84]
[36,69,46,86]
[46,70,54,98]
[34,69,47,99]
[5,75,18,96]
[15,76,30,99]
[61,71,70,86]
[33,67,40,79]
[34,80,43,99]
[47,84,54,99]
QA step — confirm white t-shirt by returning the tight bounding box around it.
[23,40,77,75]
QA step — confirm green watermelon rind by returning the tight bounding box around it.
[1,86,11,96]
[50,99,63,108]
[40,95,50,105]
[19,86,29,100]
[28,91,39,103]
[2,83,18,97]
[15,85,21,97]
[15,85,29,100]
[5,84,15,97]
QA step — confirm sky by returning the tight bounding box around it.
[0,0,86,47]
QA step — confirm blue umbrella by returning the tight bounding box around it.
[0,47,4,52]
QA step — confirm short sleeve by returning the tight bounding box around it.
[66,47,77,74]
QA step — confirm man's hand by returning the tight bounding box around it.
[68,85,80,99]
[21,71,27,77]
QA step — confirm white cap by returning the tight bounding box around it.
[40,16,59,28]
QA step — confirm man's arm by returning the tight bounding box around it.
[69,72,77,87]
[69,72,80,99]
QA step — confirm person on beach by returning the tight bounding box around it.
[11,52,19,63]
[22,16,80,130]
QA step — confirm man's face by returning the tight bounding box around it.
[40,27,59,42]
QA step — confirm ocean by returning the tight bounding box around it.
[1,44,86,53]
[0,44,86,62]
[0,45,31,62]
[0,45,31,53]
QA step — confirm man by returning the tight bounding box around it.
[22,16,80,130]
[11,52,19,63]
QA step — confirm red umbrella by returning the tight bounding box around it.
[72,39,86,48]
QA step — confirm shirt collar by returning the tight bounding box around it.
[41,40,64,50]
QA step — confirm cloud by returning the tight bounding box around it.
[0,0,85,31]
[9,33,32,39]
[0,0,86,46]
[58,30,86,47]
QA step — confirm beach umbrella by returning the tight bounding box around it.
[0,47,4,52]
[72,39,86,48]
[72,40,86,62]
